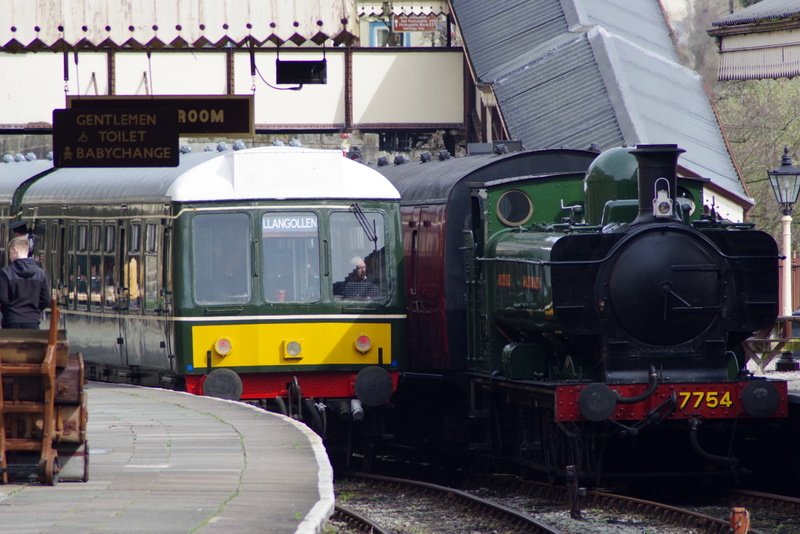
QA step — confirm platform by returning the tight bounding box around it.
[0,382,334,533]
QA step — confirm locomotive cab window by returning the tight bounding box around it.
[496,190,533,227]
[192,213,252,305]
[261,211,320,303]
[330,210,387,301]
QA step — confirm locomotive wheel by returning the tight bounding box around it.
[203,368,244,400]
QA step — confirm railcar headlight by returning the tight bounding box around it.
[283,340,303,359]
[354,333,372,353]
[214,337,233,356]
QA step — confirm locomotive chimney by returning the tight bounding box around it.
[630,144,685,224]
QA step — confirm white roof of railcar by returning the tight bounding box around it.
[20,147,400,206]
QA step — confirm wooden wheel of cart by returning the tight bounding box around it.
[40,452,60,486]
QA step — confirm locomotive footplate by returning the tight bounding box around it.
[557,380,788,422]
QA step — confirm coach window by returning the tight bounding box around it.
[193,213,251,305]
[144,223,159,311]
[261,212,320,303]
[330,211,387,301]
[76,224,89,307]
[49,222,59,295]
[88,224,103,309]
[65,223,75,308]
[126,223,142,309]
[103,224,116,308]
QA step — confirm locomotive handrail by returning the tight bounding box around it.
[477,249,777,267]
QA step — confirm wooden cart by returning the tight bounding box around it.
[0,301,87,484]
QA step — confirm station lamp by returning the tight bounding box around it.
[767,146,800,370]
[768,146,800,217]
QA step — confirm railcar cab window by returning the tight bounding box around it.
[262,212,320,303]
[192,213,252,305]
[330,211,387,302]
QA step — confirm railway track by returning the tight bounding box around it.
[337,472,567,533]
[729,489,800,515]
[332,504,394,534]
[463,475,763,534]
[337,469,800,534]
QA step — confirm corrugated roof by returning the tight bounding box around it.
[452,0,567,82]
[450,0,749,204]
[578,0,677,60]
[491,33,624,151]
[588,27,745,201]
[0,0,359,52]
[712,0,800,27]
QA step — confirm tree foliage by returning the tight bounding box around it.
[713,79,800,246]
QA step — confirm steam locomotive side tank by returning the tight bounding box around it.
[466,145,788,487]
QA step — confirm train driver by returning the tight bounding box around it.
[333,256,382,299]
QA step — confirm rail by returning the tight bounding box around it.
[341,472,566,533]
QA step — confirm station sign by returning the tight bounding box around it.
[67,95,254,136]
[392,14,439,32]
[53,108,179,168]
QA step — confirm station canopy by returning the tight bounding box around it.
[0,0,361,52]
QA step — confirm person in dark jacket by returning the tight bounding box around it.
[0,236,50,329]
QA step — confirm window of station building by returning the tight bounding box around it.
[378,132,430,153]
[496,190,533,227]
[330,210,387,301]
[369,21,411,47]
[261,211,320,303]
[192,213,251,305]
